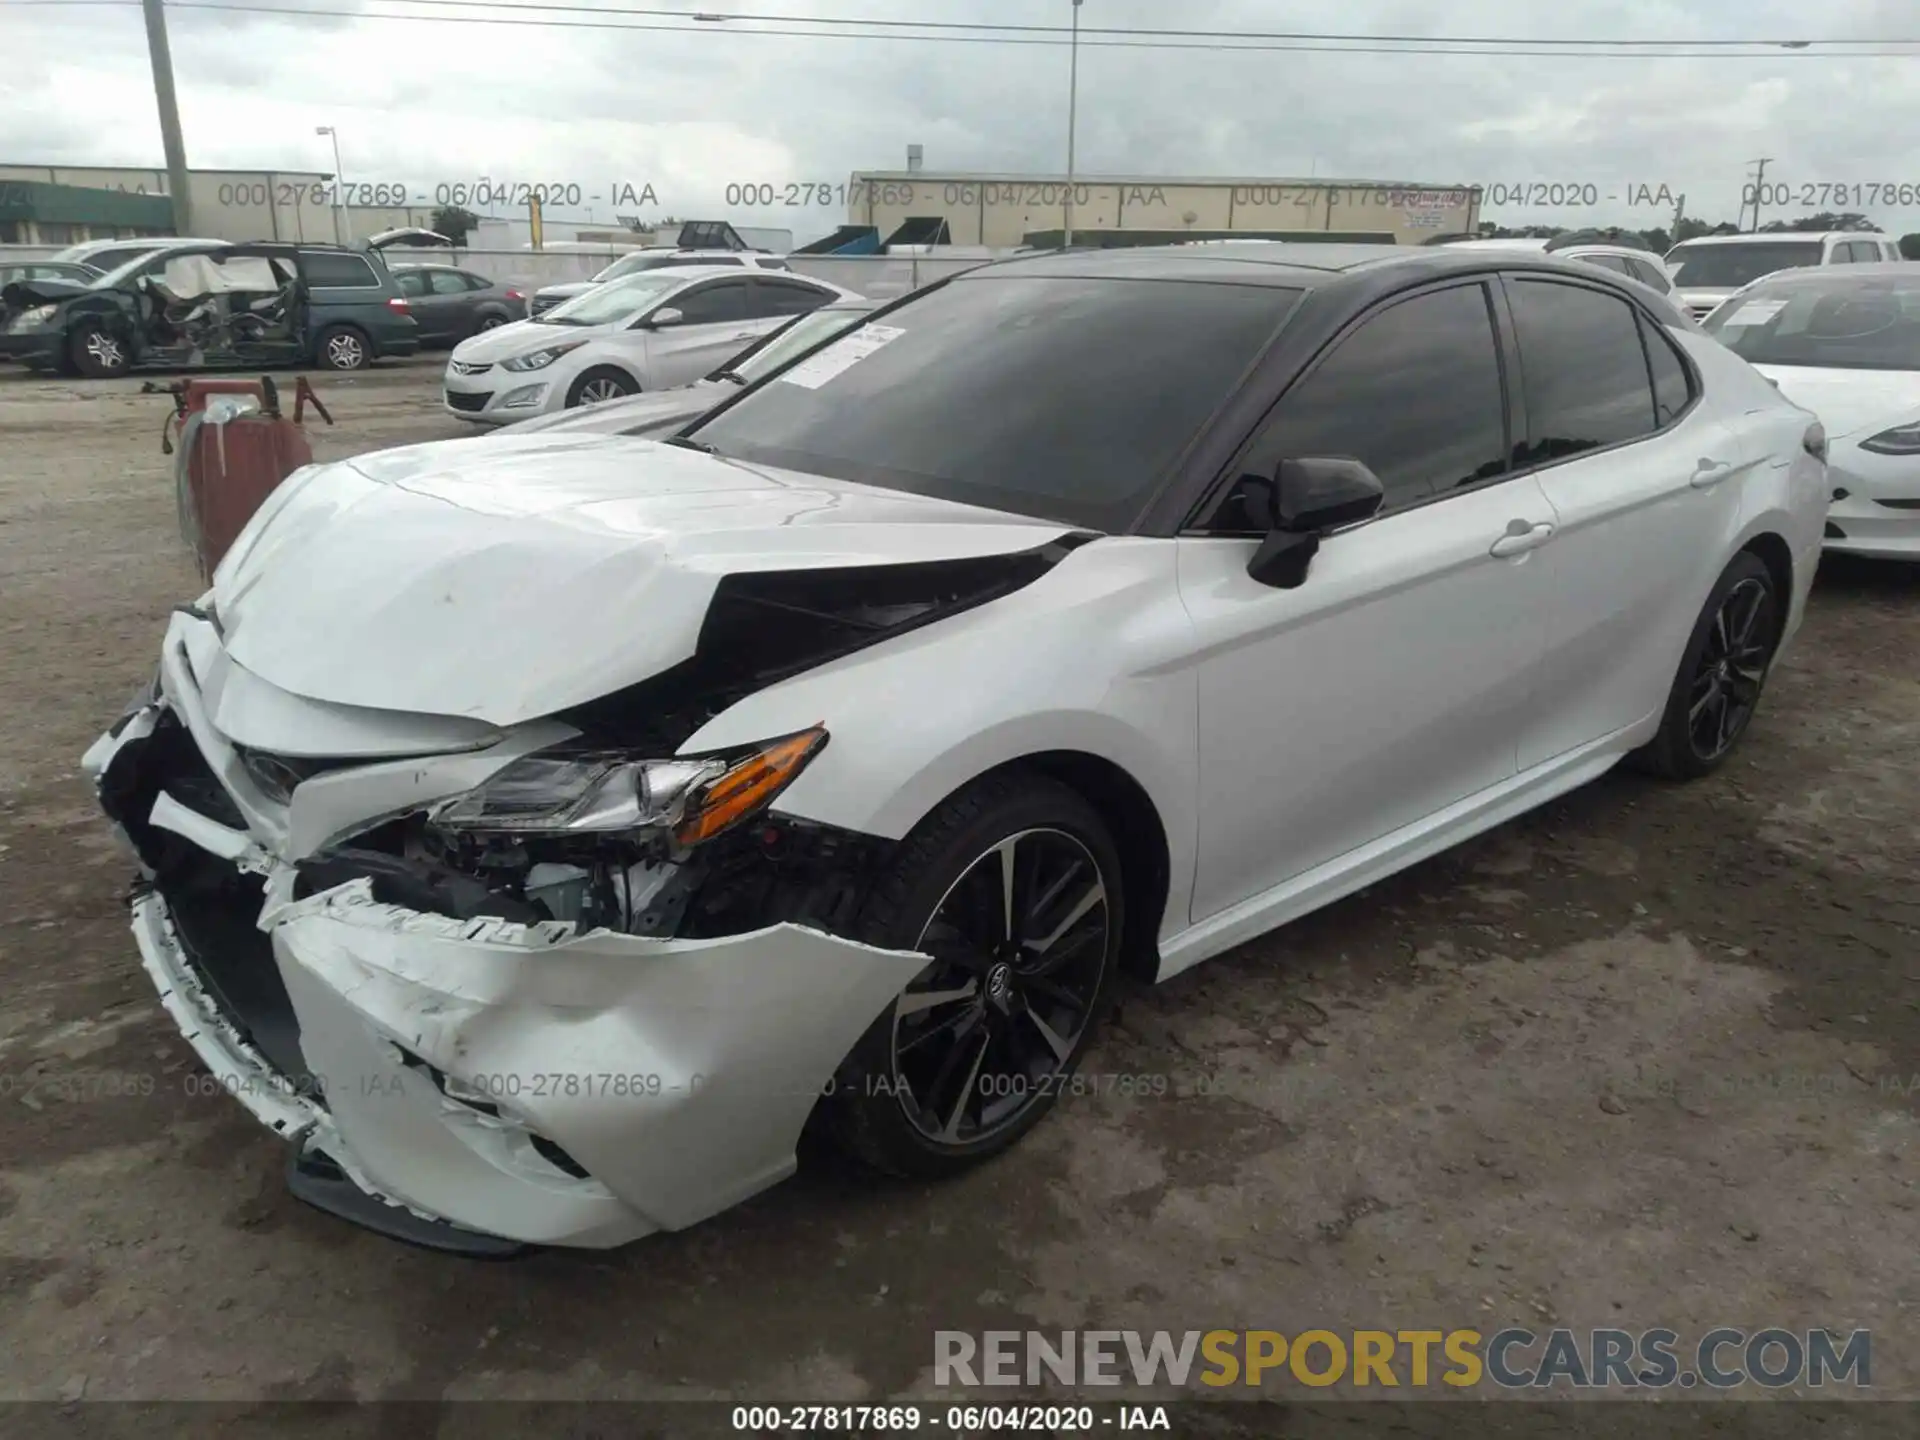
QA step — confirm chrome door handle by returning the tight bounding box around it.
[1691,458,1736,488]
[1490,520,1555,558]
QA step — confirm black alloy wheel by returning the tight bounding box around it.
[825,773,1124,1177]
[890,827,1111,1147]
[1633,550,1783,781]
[1687,575,1775,762]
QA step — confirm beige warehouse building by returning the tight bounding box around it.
[848,171,1481,247]
[0,163,455,246]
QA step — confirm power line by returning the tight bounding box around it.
[3,0,1918,55]
[3,0,1920,57]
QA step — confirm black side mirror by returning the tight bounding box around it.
[1245,457,1386,589]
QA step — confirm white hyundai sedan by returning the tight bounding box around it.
[1701,263,1920,561]
[441,266,858,424]
[86,245,1827,1254]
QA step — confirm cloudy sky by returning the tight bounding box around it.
[5,0,1920,241]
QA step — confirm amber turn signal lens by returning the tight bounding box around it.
[674,727,828,846]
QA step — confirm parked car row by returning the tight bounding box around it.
[1,235,425,375]
[87,240,1849,1255]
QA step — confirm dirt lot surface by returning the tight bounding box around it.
[0,359,1915,1423]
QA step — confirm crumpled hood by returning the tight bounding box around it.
[1752,365,1920,442]
[494,379,729,437]
[2,276,91,310]
[210,434,1071,726]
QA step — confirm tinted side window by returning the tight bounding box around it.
[1580,254,1631,276]
[459,271,492,290]
[1642,318,1694,426]
[750,279,834,318]
[1626,258,1671,293]
[670,281,749,325]
[427,269,469,295]
[302,253,379,287]
[393,269,429,298]
[1508,279,1657,461]
[1238,283,1508,513]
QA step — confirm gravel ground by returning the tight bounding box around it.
[0,358,1915,1419]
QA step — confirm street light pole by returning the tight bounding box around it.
[317,126,347,243]
[1063,0,1083,248]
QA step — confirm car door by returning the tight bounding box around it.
[639,277,756,387]
[1176,279,1558,924]
[425,267,481,339]
[1499,273,1752,770]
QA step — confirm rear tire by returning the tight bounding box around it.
[566,367,637,407]
[69,322,130,379]
[1630,551,1783,781]
[315,325,370,371]
[823,772,1123,1179]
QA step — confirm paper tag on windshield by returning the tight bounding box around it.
[1721,299,1788,326]
[778,323,906,389]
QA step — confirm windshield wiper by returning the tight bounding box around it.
[664,436,716,454]
[713,369,749,386]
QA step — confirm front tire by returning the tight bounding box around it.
[566,367,637,407]
[1632,551,1783,780]
[825,773,1123,1179]
[69,322,130,379]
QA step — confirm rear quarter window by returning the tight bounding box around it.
[302,254,380,288]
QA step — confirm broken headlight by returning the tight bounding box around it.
[428,727,827,845]
[9,305,56,331]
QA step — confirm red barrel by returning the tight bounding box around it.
[159,376,330,577]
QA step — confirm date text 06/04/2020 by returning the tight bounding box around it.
[209,179,658,211]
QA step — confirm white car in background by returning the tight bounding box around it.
[1665,232,1904,321]
[494,297,877,438]
[1702,263,1920,560]
[527,249,793,318]
[442,267,860,424]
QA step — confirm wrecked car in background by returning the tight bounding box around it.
[0,239,420,377]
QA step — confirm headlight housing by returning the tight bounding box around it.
[1859,422,1920,456]
[428,726,827,846]
[501,340,586,373]
[9,305,57,330]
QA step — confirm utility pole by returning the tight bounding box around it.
[1063,0,1083,247]
[1670,191,1686,247]
[1744,158,1772,232]
[141,0,194,235]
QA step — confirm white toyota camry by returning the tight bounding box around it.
[1701,262,1920,561]
[87,245,1828,1253]
[441,265,859,424]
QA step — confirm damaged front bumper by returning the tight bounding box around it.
[86,613,926,1252]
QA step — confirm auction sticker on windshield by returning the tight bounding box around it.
[779,323,906,390]
[1721,299,1790,327]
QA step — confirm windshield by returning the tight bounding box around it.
[726,305,875,382]
[686,275,1301,531]
[90,248,194,290]
[1702,273,1920,371]
[1666,241,1823,289]
[590,252,672,284]
[539,270,687,326]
